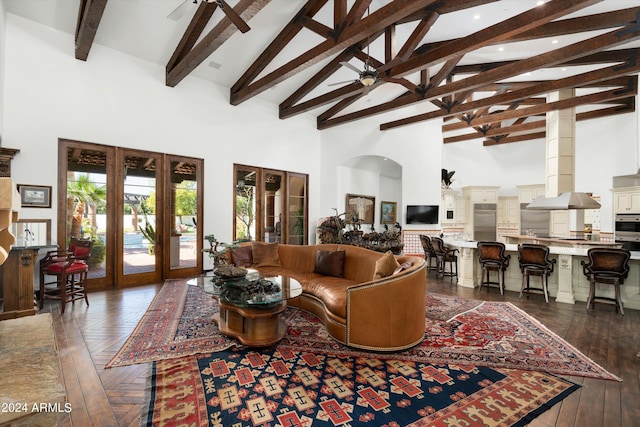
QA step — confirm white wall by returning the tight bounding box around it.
[320,113,444,233]
[1,14,321,244]
[1,12,638,243]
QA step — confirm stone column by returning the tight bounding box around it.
[545,89,577,304]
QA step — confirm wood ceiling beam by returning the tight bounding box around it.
[166,2,217,73]
[303,18,334,38]
[319,1,615,129]
[279,48,363,118]
[481,99,636,145]
[384,0,601,77]
[230,0,439,105]
[395,12,438,62]
[463,85,637,128]
[445,119,547,144]
[370,28,640,131]
[398,0,499,24]
[166,0,270,87]
[231,0,328,95]
[381,67,640,131]
[75,0,108,61]
[452,48,640,75]
[508,6,640,42]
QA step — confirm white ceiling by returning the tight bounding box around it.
[4,0,640,115]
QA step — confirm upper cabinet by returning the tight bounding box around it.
[613,187,640,213]
[464,186,499,203]
[441,189,466,224]
[518,184,545,204]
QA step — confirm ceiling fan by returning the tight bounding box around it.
[329,59,380,89]
[168,0,250,33]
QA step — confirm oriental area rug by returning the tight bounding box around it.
[107,280,619,383]
[141,347,580,427]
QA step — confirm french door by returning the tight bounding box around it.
[58,140,203,289]
[233,164,308,244]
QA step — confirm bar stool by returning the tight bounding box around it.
[431,237,458,282]
[517,243,556,303]
[419,235,438,274]
[477,241,510,295]
[581,247,630,315]
[39,237,93,313]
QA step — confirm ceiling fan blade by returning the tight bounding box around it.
[339,61,362,74]
[167,0,190,21]
[328,80,358,87]
[217,0,251,33]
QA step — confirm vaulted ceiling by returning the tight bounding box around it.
[9,0,640,145]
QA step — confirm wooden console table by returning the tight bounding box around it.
[0,244,54,320]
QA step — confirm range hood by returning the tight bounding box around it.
[526,192,601,210]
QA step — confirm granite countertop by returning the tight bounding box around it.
[443,237,640,260]
[503,234,621,247]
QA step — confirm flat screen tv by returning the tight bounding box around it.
[406,205,439,224]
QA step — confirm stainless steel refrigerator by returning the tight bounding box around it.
[520,203,550,237]
[473,203,497,241]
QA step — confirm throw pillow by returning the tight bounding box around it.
[393,260,414,275]
[314,250,346,278]
[251,241,281,267]
[230,245,253,267]
[373,250,400,280]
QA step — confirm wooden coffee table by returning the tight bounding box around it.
[195,270,302,347]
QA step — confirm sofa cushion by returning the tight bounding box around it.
[314,249,346,278]
[252,242,281,267]
[230,245,253,267]
[373,250,399,280]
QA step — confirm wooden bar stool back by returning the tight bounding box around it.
[477,241,510,295]
[517,243,556,303]
[39,237,93,313]
[581,247,630,315]
[419,235,438,273]
[431,237,458,282]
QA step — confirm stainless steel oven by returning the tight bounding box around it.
[615,214,640,250]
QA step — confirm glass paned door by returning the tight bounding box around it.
[263,170,284,243]
[234,165,259,241]
[118,150,162,285]
[60,140,115,289]
[164,155,203,279]
[66,156,108,279]
[287,173,308,245]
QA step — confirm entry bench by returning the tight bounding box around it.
[228,242,426,351]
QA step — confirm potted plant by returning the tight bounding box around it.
[204,234,237,268]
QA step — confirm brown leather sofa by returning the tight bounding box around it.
[229,242,426,351]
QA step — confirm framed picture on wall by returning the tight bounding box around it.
[380,201,397,224]
[18,184,52,208]
[345,193,375,224]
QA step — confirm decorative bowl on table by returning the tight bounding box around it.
[213,265,248,279]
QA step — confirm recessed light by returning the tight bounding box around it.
[552,39,558,44]
[498,47,505,52]
[473,14,480,20]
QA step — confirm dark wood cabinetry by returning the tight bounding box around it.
[0,247,39,320]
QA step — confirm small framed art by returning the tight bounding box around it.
[345,193,375,224]
[380,201,397,224]
[18,184,52,208]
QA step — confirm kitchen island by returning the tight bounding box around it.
[444,236,640,311]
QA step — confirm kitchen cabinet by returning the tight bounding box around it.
[497,197,519,227]
[613,187,640,213]
[464,186,499,203]
[518,184,545,204]
[441,189,468,224]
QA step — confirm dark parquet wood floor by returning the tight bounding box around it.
[41,273,640,426]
